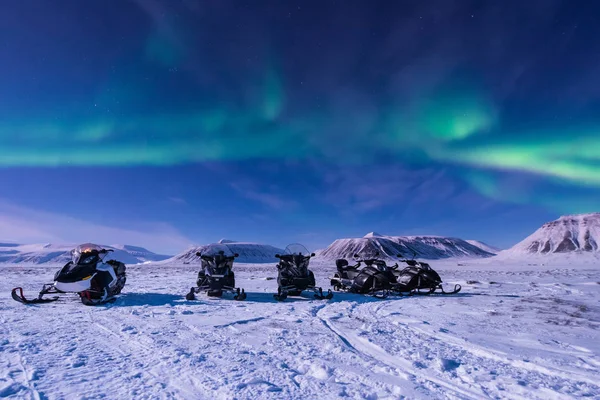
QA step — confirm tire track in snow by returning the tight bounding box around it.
[368,296,600,399]
[0,352,41,400]
[89,313,220,400]
[402,321,600,387]
[16,353,41,400]
[317,306,485,400]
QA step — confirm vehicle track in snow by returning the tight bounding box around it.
[317,302,486,399]
[316,291,600,399]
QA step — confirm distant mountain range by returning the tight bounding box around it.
[499,213,600,257]
[0,243,171,265]
[318,232,496,260]
[3,213,598,265]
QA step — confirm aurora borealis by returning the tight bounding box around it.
[0,0,598,252]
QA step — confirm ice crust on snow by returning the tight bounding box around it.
[319,233,495,260]
[0,243,171,265]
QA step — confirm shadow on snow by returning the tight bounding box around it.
[113,290,476,307]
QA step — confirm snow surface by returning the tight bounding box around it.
[319,233,494,260]
[1,258,599,399]
[501,213,600,257]
[0,243,171,265]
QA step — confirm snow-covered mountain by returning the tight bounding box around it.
[318,232,495,260]
[499,213,600,257]
[466,240,500,254]
[171,239,284,264]
[0,242,171,265]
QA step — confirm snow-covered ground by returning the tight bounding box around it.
[1,259,599,399]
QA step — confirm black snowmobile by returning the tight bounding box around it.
[273,244,333,301]
[185,244,246,301]
[11,243,127,306]
[390,252,461,296]
[330,252,399,298]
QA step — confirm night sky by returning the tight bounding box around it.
[1,0,598,253]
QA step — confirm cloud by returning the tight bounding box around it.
[0,200,193,254]
[320,164,459,214]
[168,196,187,205]
[230,181,297,211]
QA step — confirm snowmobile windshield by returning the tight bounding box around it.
[71,243,107,265]
[280,244,311,270]
[283,244,311,257]
[200,244,235,259]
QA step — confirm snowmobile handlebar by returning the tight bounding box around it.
[196,252,239,260]
[275,253,315,259]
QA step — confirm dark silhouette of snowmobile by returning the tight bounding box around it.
[331,250,461,298]
[185,244,246,301]
[330,252,398,298]
[391,252,461,295]
[11,243,127,306]
[273,244,333,301]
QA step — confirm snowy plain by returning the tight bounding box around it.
[1,258,599,400]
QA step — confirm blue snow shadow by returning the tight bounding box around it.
[114,291,381,306]
[240,291,401,304]
[112,289,489,307]
[115,292,190,307]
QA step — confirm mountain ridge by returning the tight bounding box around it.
[0,242,171,265]
[318,233,495,260]
[171,240,285,264]
[498,213,600,257]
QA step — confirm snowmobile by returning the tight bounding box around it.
[11,243,127,306]
[273,244,333,301]
[390,252,461,296]
[330,252,399,298]
[185,243,246,301]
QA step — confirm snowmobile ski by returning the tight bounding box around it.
[11,287,59,304]
[273,285,333,302]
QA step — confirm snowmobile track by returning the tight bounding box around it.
[316,306,485,399]
[89,314,217,399]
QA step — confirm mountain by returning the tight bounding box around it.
[466,240,501,254]
[171,239,285,264]
[499,213,600,257]
[318,233,495,260]
[0,242,172,265]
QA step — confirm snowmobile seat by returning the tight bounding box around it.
[350,265,394,294]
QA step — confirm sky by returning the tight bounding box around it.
[0,0,599,254]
